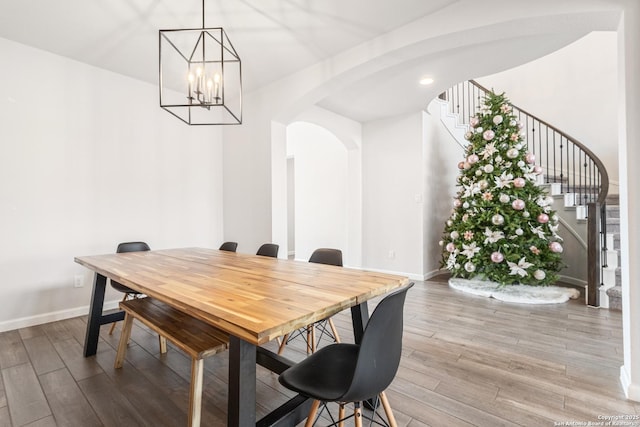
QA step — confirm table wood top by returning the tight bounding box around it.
[75,248,410,345]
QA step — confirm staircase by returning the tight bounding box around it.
[603,196,622,310]
[437,80,615,308]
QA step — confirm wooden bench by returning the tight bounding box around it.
[114,297,229,427]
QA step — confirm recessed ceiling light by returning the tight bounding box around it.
[419,77,434,85]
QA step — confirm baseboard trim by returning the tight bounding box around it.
[620,365,640,402]
[557,275,587,288]
[0,300,120,333]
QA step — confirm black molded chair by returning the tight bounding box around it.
[278,248,343,355]
[256,243,279,258]
[219,241,238,252]
[109,241,168,352]
[279,282,413,427]
[108,242,150,335]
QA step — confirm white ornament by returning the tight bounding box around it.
[523,211,530,218]
[499,194,510,203]
[515,228,524,236]
[493,115,503,125]
[534,270,546,280]
[464,262,476,273]
[507,148,519,159]
[475,170,483,177]
[484,164,494,173]
[451,231,459,240]
[492,214,505,225]
[463,202,470,209]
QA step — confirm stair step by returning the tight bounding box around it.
[606,218,620,234]
[606,205,620,219]
[606,194,620,205]
[606,285,622,311]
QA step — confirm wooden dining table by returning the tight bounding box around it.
[75,247,410,426]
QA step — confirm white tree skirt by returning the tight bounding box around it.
[449,277,581,304]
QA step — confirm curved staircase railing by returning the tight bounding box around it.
[439,80,609,306]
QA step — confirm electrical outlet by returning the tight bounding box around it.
[388,250,395,259]
[74,275,84,288]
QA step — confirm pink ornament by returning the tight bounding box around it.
[453,199,462,208]
[491,252,504,263]
[525,152,536,164]
[513,177,526,188]
[458,161,465,169]
[549,242,563,253]
[470,117,479,127]
[446,242,455,253]
[537,213,549,224]
[483,130,495,141]
[533,165,543,174]
[463,162,471,170]
[512,199,525,210]
[467,154,479,164]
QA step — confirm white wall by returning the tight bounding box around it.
[0,37,224,331]
[287,122,348,262]
[362,113,424,278]
[476,31,619,193]
[422,105,466,278]
[618,2,640,403]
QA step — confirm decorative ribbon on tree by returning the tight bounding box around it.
[440,91,564,286]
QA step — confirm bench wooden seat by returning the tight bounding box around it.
[114,297,229,427]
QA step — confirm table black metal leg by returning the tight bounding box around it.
[83,273,107,357]
[351,302,369,344]
[351,302,377,410]
[228,336,257,426]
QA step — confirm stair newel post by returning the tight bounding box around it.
[587,202,601,307]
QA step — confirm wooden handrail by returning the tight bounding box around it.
[469,80,609,204]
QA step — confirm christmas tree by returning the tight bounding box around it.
[440,91,564,286]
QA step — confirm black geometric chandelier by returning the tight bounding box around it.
[159,0,242,125]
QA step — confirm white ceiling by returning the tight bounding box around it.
[0,0,622,122]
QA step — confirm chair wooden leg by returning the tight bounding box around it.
[114,313,134,369]
[379,392,397,427]
[338,403,345,427]
[109,293,129,335]
[328,318,341,343]
[306,326,313,354]
[159,335,167,354]
[188,358,204,427]
[354,402,363,427]
[277,333,289,355]
[304,400,321,427]
[310,325,316,353]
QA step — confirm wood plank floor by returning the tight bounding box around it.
[0,280,637,426]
